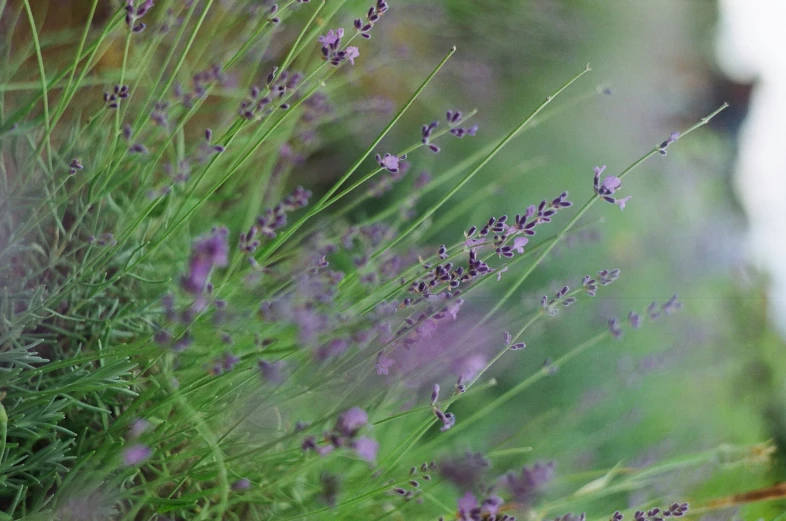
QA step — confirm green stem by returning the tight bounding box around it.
[368,64,592,264]
[477,102,729,327]
[257,46,458,263]
[22,0,52,173]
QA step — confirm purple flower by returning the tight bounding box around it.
[375,153,405,173]
[614,196,631,210]
[434,408,456,431]
[608,318,623,339]
[658,131,680,155]
[69,158,84,175]
[181,226,229,294]
[414,171,431,189]
[662,294,682,315]
[354,0,389,39]
[375,351,395,375]
[505,461,555,505]
[430,383,440,405]
[315,338,349,361]
[602,176,621,194]
[345,46,360,65]
[446,298,464,320]
[232,478,251,491]
[456,353,485,381]
[123,444,151,466]
[482,496,504,516]
[440,451,490,489]
[628,311,642,328]
[457,492,478,518]
[593,166,630,210]
[129,419,150,439]
[512,236,529,254]
[258,359,285,383]
[319,28,360,67]
[125,0,153,32]
[503,330,512,346]
[336,407,368,436]
[318,28,344,47]
[352,436,379,463]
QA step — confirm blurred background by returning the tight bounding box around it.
[322,0,786,517]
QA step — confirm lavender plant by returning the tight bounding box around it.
[0,1,767,520]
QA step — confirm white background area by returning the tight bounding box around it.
[716,0,786,335]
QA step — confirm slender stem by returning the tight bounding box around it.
[478,102,729,327]
[257,46,458,263]
[22,0,52,172]
[370,64,592,264]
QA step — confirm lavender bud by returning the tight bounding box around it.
[431,384,440,405]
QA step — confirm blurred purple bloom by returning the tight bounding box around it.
[123,444,151,466]
[352,436,379,463]
[505,461,555,505]
[336,407,368,436]
[129,418,150,439]
[440,451,490,489]
[483,496,504,516]
[258,359,286,383]
[608,318,623,339]
[345,46,360,64]
[375,351,395,375]
[457,492,478,518]
[181,226,229,295]
[232,478,251,491]
[456,353,485,381]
